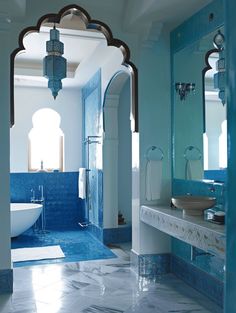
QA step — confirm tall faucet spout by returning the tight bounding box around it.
[39,185,44,201]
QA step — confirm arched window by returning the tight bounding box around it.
[28,108,64,172]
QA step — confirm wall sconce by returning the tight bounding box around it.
[175,82,195,101]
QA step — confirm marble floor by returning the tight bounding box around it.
[0,248,223,313]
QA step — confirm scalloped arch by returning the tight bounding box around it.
[10,4,138,132]
[202,47,219,132]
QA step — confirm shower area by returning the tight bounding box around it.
[82,69,103,231]
[81,69,132,243]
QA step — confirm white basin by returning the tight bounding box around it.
[171,195,216,216]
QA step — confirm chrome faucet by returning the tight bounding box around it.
[39,185,44,202]
[208,185,215,193]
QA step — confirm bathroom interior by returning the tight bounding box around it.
[1,0,234,311]
[10,11,133,266]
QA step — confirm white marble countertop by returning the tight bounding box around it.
[140,205,225,259]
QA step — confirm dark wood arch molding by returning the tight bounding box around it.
[202,47,219,133]
[10,4,138,132]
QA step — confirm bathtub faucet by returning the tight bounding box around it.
[39,185,44,202]
[30,188,35,202]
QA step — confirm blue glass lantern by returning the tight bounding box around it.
[43,26,67,99]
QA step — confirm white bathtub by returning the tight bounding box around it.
[11,203,43,238]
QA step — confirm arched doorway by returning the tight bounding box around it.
[10,4,138,132]
[10,5,139,253]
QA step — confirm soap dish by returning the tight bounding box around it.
[208,219,224,225]
[207,211,225,225]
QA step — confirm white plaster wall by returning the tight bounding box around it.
[103,95,119,229]
[132,30,172,255]
[11,86,82,172]
[118,79,132,224]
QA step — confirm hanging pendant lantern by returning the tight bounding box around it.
[43,25,67,99]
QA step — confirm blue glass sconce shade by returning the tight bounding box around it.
[43,27,67,99]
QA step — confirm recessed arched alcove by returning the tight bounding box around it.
[103,70,132,236]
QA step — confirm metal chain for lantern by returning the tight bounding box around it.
[43,25,67,99]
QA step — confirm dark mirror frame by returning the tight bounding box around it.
[10,4,138,132]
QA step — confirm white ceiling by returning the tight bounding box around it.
[14,26,114,88]
[13,0,213,88]
[123,0,212,33]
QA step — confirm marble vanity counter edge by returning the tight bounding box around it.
[140,205,225,259]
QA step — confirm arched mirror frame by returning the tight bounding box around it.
[202,46,220,133]
[10,4,138,132]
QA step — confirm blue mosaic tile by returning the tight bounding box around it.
[204,170,227,182]
[10,172,86,230]
[11,229,115,268]
[103,225,132,245]
[88,223,103,242]
[0,269,13,293]
[171,254,223,307]
[131,251,171,278]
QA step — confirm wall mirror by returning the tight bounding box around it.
[173,27,226,182]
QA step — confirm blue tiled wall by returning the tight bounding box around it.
[131,251,171,277]
[172,177,225,301]
[103,224,132,245]
[10,172,85,230]
[204,170,227,182]
[0,269,13,294]
[171,255,224,307]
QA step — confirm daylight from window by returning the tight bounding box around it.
[29,108,64,171]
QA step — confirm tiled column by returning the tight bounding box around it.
[0,25,12,293]
[225,0,236,311]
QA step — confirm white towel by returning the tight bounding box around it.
[185,160,203,180]
[79,168,87,199]
[145,160,162,201]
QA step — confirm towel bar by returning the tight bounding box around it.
[184,145,202,161]
[145,146,164,161]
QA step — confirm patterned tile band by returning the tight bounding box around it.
[140,205,225,259]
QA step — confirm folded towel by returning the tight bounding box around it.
[145,160,162,201]
[185,159,203,180]
[78,168,87,199]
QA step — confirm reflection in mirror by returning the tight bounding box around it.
[173,28,226,182]
[203,29,226,178]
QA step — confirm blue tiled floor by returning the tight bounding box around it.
[11,229,116,267]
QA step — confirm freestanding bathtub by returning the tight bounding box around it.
[11,203,43,238]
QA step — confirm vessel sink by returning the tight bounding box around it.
[171,195,216,216]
